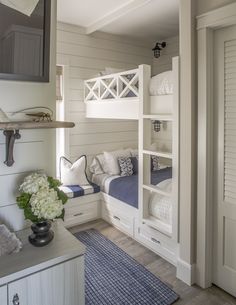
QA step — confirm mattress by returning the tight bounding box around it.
[92,167,172,209]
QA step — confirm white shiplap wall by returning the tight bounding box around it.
[152,36,179,76]
[0,1,57,231]
[57,22,152,167]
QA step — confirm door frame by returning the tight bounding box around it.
[196,3,236,289]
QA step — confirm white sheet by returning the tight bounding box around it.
[149,179,172,225]
[149,70,173,96]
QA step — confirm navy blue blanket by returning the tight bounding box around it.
[108,167,172,209]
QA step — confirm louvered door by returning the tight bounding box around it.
[213,25,236,297]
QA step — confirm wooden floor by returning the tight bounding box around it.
[70,219,236,305]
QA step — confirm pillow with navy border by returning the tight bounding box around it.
[60,155,90,186]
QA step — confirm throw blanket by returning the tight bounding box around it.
[0,225,22,257]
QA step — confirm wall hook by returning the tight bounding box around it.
[3,130,21,167]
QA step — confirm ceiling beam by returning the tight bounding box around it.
[86,0,153,35]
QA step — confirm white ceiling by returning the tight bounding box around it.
[57,0,179,41]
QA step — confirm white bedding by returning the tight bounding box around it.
[149,70,173,96]
[92,173,119,193]
[149,179,172,225]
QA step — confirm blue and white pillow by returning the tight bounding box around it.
[118,157,134,176]
[151,155,160,171]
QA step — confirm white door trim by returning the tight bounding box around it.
[197,2,236,289]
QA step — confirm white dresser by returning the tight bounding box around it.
[0,223,86,305]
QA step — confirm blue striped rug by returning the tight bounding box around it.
[75,229,179,305]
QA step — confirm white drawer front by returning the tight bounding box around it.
[0,286,7,305]
[135,224,177,265]
[64,202,99,227]
[102,205,134,236]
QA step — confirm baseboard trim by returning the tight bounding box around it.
[176,258,196,285]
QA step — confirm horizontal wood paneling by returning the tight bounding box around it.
[0,0,57,231]
[57,22,152,164]
[152,36,179,76]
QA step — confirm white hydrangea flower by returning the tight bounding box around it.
[19,173,49,194]
[30,188,63,220]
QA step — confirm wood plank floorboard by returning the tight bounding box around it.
[69,219,236,305]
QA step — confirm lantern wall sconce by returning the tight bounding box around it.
[152,42,166,58]
[152,120,162,132]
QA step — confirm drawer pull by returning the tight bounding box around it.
[151,238,161,244]
[12,294,20,305]
[74,212,83,217]
[113,215,120,221]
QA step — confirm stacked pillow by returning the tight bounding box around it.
[90,148,137,177]
[89,148,161,177]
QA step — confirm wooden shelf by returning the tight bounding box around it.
[143,149,172,159]
[0,120,75,167]
[142,216,172,237]
[142,184,172,197]
[0,121,75,130]
[143,114,173,121]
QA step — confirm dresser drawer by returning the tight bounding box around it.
[64,201,99,228]
[135,224,177,265]
[102,204,134,236]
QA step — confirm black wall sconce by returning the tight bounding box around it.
[152,42,166,58]
[152,120,162,132]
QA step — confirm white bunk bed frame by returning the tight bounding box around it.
[84,57,179,266]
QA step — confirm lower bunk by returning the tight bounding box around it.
[60,161,178,266]
[93,167,178,266]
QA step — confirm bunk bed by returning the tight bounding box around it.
[84,57,179,265]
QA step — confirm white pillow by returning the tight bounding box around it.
[99,67,123,76]
[60,156,90,186]
[104,149,131,175]
[90,156,104,175]
[130,148,138,157]
[96,154,109,173]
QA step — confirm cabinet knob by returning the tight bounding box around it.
[12,294,20,305]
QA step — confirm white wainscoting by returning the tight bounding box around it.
[57,22,153,163]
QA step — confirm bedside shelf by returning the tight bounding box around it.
[143,149,173,159]
[0,120,75,167]
[142,184,172,197]
[143,114,173,121]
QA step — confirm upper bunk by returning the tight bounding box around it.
[84,56,179,120]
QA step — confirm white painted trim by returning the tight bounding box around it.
[177,259,196,286]
[197,2,236,289]
[86,0,152,34]
[197,3,236,30]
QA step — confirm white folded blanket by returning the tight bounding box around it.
[149,179,172,225]
[0,225,22,257]
[149,70,173,96]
